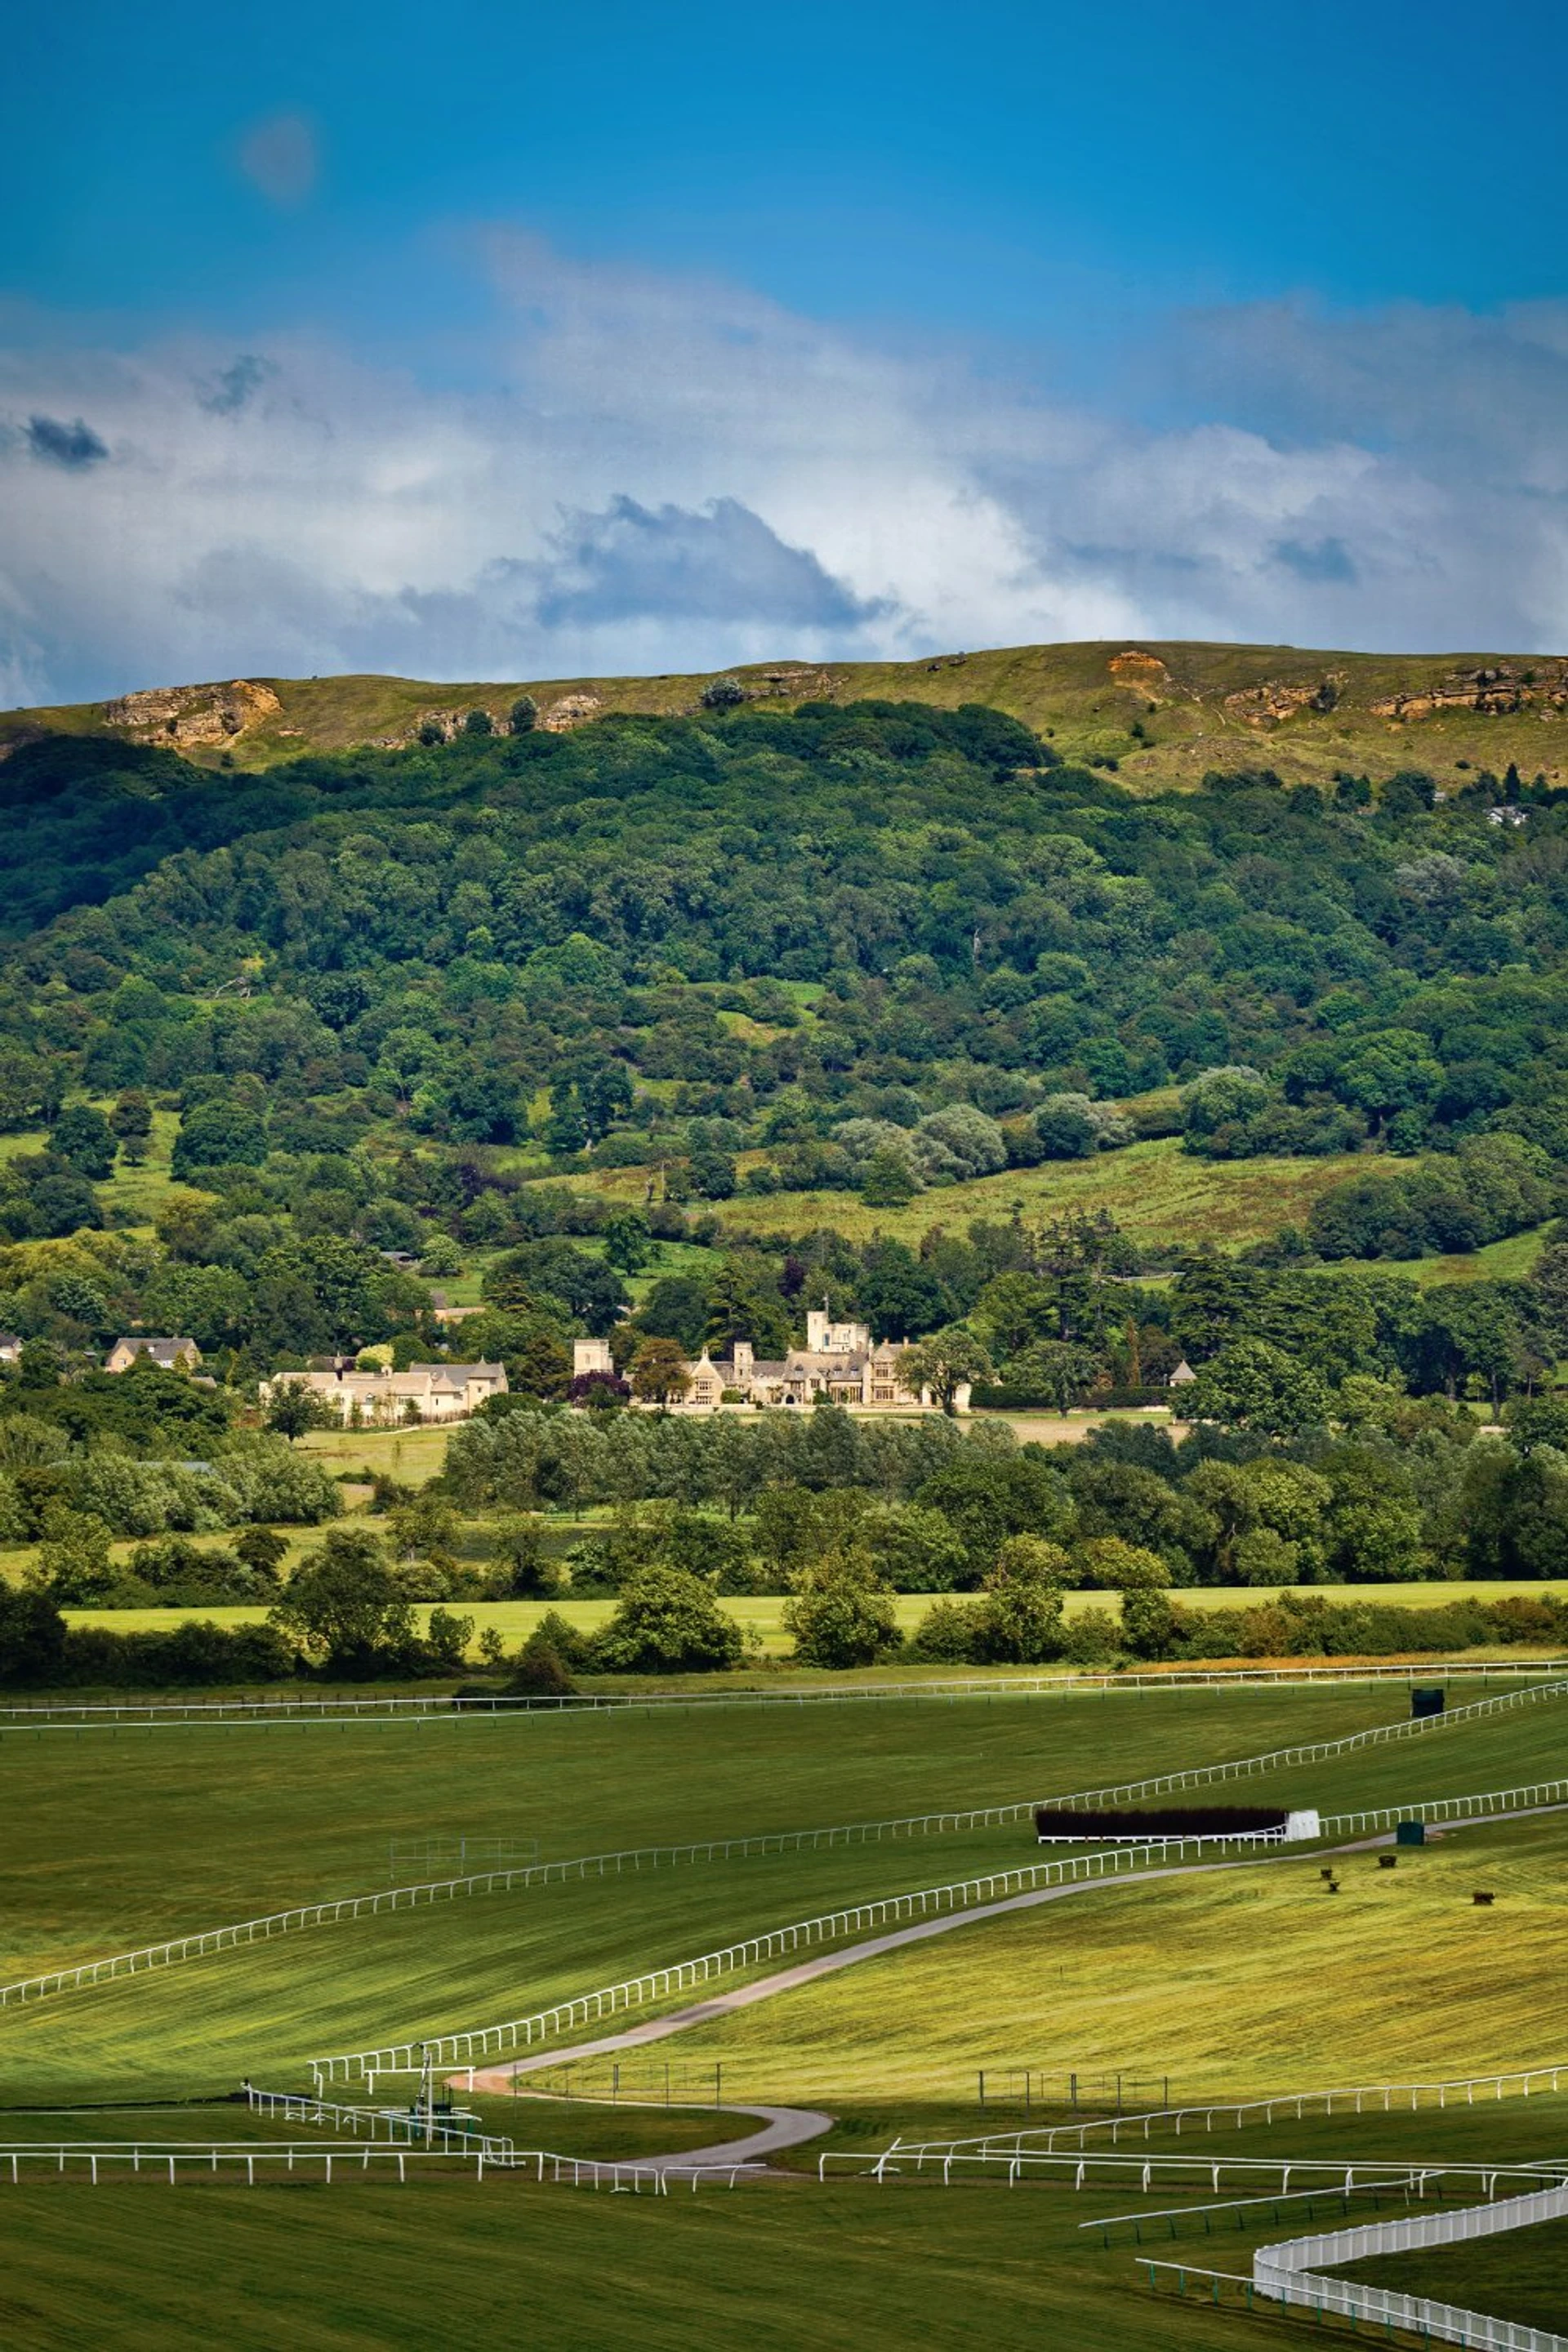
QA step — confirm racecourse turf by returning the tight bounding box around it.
[2,1674,1564,2345]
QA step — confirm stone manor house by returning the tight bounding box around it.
[575,1309,970,1414]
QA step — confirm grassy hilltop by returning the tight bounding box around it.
[7,637,1568,793]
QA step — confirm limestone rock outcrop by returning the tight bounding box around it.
[104,679,282,746]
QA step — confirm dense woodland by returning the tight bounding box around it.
[2,700,1568,1680]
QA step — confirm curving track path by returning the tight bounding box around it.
[461,1806,1568,2151]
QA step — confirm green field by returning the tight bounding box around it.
[49,1579,1568,1659]
[661,1811,1568,2103]
[2,1653,1562,2345]
[0,2176,1269,2352]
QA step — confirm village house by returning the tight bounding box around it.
[576,1310,969,1414]
[259,1360,508,1427]
[105,1336,203,1374]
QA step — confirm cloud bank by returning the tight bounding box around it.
[2,232,1568,705]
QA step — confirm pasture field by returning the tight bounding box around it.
[49,1578,1568,1655]
[2,1670,1564,2345]
[0,1682,1400,1971]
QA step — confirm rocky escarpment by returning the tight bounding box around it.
[1370,662,1568,720]
[1223,675,1345,725]
[103,679,283,746]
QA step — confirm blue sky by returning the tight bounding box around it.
[3,0,1567,699]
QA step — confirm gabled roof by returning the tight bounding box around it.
[112,1336,199,1365]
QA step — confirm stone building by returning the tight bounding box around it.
[105,1337,203,1374]
[576,1310,967,1414]
[259,1360,507,1427]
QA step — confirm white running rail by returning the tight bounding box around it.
[939,2062,1568,2158]
[2,1659,1562,1730]
[239,2091,752,2191]
[1321,1779,1568,1835]
[0,2140,752,2192]
[1254,2182,1568,2348]
[11,1675,1561,2013]
[819,2145,1568,2195]
[244,2085,515,2158]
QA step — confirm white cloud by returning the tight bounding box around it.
[2,236,1567,706]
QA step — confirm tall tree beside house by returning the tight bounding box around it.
[265,1380,336,1443]
[897,1325,994,1416]
[629,1335,693,1410]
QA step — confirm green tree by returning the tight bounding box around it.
[703,1254,791,1360]
[1004,1339,1099,1410]
[1034,1094,1099,1160]
[592,1566,745,1673]
[897,1325,994,1415]
[171,1100,268,1178]
[488,1514,559,1597]
[602,1212,652,1272]
[265,1380,336,1444]
[629,1335,693,1410]
[269,1528,415,1670]
[1184,1339,1330,1437]
[509,696,539,734]
[233,1525,289,1579]
[49,1104,116,1178]
[635,1274,710,1354]
[858,1501,968,1591]
[784,1548,901,1668]
[0,1584,69,1686]
[1330,1029,1444,1132]
[967,1535,1069,1663]
[686,1128,737,1200]
[27,1508,114,1604]
[860,1145,919,1207]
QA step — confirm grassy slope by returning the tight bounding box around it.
[572,1135,1375,1254]
[657,1811,1568,2102]
[0,2178,1255,2352]
[11,639,1568,799]
[0,1686,1397,1970]
[23,1102,1542,1282]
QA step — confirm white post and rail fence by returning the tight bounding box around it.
[8,1676,1562,2015]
